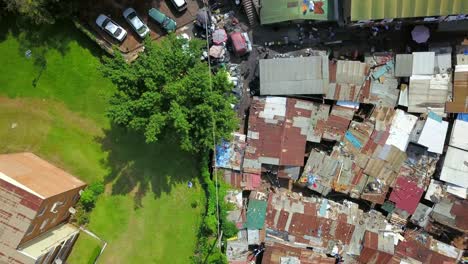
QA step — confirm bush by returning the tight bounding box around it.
[193,155,236,263]
[79,182,104,211]
[222,220,238,239]
[74,204,90,225]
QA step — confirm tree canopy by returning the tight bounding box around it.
[102,36,238,153]
[3,0,76,24]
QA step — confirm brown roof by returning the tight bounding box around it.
[0,153,86,198]
[262,242,335,264]
[395,232,459,264]
[450,198,468,231]
[244,97,312,174]
[446,66,468,113]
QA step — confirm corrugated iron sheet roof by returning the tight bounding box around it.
[446,65,468,113]
[364,55,399,107]
[260,0,336,25]
[389,176,424,214]
[350,0,468,21]
[322,105,354,141]
[246,199,268,229]
[412,52,436,75]
[262,242,335,264]
[264,192,391,257]
[307,103,330,143]
[326,60,369,102]
[244,97,312,174]
[395,54,413,77]
[440,146,468,188]
[408,74,450,116]
[260,56,329,95]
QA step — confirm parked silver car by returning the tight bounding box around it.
[123,8,150,38]
[96,14,127,42]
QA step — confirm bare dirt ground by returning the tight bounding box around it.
[79,0,203,53]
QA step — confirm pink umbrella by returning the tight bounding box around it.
[212,29,227,45]
[411,25,430,44]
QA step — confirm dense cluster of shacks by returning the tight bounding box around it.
[216,40,468,264]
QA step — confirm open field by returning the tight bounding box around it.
[0,17,204,264]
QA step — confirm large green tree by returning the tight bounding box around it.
[3,0,76,24]
[102,36,238,153]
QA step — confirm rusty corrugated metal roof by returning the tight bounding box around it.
[262,242,335,264]
[322,105,354,141]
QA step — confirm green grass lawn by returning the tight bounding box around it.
[0,18,205,264]
[67,231,103,264]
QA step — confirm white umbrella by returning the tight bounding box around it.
[412,25,430,44]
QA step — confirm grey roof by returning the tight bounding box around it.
[435,54,452,74]
[395,54,413,77]
[412,52,435,75]
[260,56,329,95]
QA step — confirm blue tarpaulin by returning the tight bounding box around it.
[428,111,442,122]
[319,199,328,217]
[215,140,231,168]
[345,131,362,148]
[457,113,468,122]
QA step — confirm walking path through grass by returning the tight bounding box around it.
[0,18,204,264]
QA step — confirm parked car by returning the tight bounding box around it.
[148,8,177,32]
[169,0,187,12]
[123,8,150,38]
[95,14,127,42]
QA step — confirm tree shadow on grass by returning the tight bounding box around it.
[0,15,107,86]
[98,125,200,208]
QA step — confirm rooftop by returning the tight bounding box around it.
[0,153,86,198]
[260,0,336,25]
[259,56,329,95]
[18,223,79,259]
[350,0,468,21]
[243,97,312,174]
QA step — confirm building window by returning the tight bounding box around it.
[40,218,49,230]
[73,193,79,202]
[37,206,47,216]
[25,224,35,236]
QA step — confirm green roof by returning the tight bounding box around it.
[351,0,468,21]
[260,0,335,25]
[245,199,267,229]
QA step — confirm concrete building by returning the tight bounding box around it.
[0,152,86,264]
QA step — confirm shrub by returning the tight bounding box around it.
[79,182,104,211]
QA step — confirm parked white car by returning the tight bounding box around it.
[123,8,150,38]
[169,0,187,12]
[96,14,127,42]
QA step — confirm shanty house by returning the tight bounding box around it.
[243,97,312,176]
[0,153,86,264]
